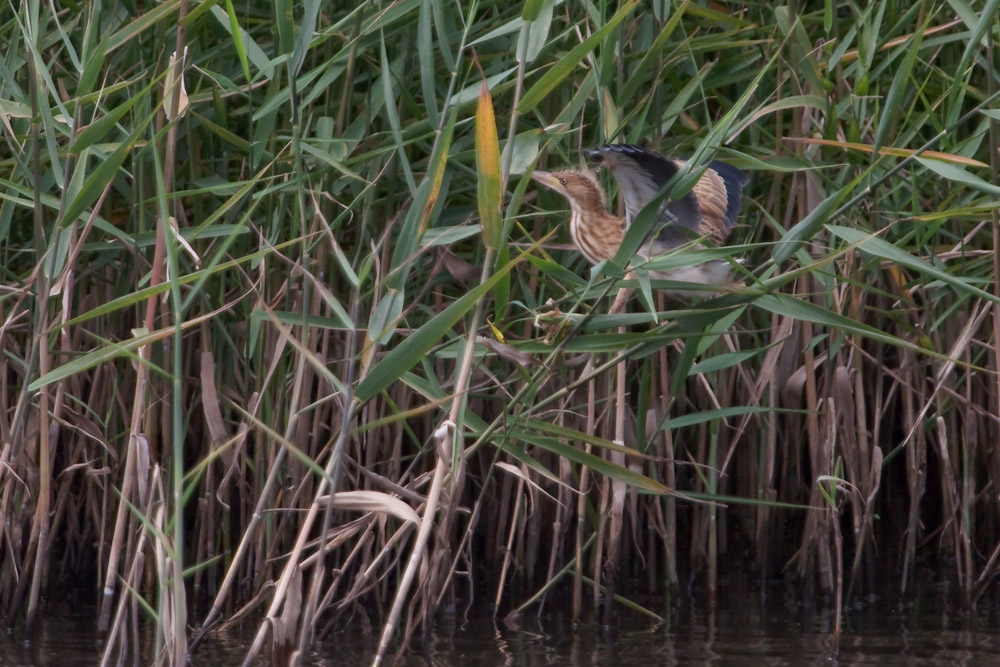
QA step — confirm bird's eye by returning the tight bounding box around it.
[558,177,567,185]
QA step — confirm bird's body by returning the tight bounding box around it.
[531,144,748,291]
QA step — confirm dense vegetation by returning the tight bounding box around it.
[1,0,999,663]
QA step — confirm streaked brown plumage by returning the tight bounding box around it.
[531,144,748,290]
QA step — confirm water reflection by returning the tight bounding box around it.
[4,588,1000,666]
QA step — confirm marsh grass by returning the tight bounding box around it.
[2,0,1000,664]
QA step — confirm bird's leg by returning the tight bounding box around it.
[608,270,637,315]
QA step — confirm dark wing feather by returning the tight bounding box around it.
[588,145,748,252]
[586,145,702,239]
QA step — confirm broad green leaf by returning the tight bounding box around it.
[505,432,670,495]
[516,0,640,114]
[661,406,805,430]
[210,5,273,79]
[189,111,252,152]
[290,0,320,78]
[959,0,1000,62]
[250,309,353,331]
[60,108,157,228]
[522,0,547,21]
[422,225,483,246]
[689,349,761,375]
[519,419,651,456]
[449,68,518,106]
[379,40,416,194]
[106,0,184,53]
[828,225,1000,304]
[418,0,438,125]
[502,130,540,176]
[356,248,529,403]
[387,106,457,292]
[772,185,851,265]
[275,0,293,53]
[30,328,171,392]
[917,157,1000,198]
[754,293,925,352]
[223,0,253,83]
[524,0,554,63]
[619,1,688,106]
[299,142,364,180]
[873,23,922,153]
[71,77,157,154]
[77,39,107,98]
[368,289,404,344]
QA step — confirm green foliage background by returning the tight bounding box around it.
[1,0,999,661]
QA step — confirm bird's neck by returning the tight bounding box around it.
[569,209,624,264]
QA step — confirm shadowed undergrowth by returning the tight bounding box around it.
[1,0,999,664]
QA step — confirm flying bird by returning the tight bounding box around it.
[530,144,748,291]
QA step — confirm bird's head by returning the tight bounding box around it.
[530,169,607,215]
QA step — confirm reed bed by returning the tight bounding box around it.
[1,0,999,664]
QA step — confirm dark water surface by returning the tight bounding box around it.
[4,588,1000,666]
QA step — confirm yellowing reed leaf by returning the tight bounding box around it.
[476,80,502,250]
[838,20,962,63]
[785,137,989,167]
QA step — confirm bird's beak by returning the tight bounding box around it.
[530,170,564,195]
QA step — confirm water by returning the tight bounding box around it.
[4,588,1000,666]
[309,593,1000,666]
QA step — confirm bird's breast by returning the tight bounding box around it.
[569,210,625,264]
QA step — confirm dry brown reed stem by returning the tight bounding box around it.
[901,343,924,593]
[97,1,190,641]
[493,476,524,610]
[298,297,362,655]
[21,40,50,640]
[163,7,190,662]
[190,395,284,648]
[372,243,497,666]
[99,468,158,667]
[605,349,627,622]
[371,449,447,667]
[981,27,1000,608]
[707,427,718,601]
[992,32,1000,562]
[546,439,573,605]
[657,292,679,589]
[24,232,51,635]
[241,351,314,664]
[572,361,597,621]
[184,318,282,624]
[98,326,157,636]
[604,285,631,623]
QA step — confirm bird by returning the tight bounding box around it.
[530,144,748,292]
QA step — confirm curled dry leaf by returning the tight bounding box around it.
[476,336,540,370]
[320,490,420,524]
[441,249,480,282]
[163,47,189,120]
[166,216,201,268]
[199,351,229,449]
[495,461,577,508]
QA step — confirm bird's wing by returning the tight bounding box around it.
[586,144,701,233]
[694,160,749,242]
[587,145,748,251]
